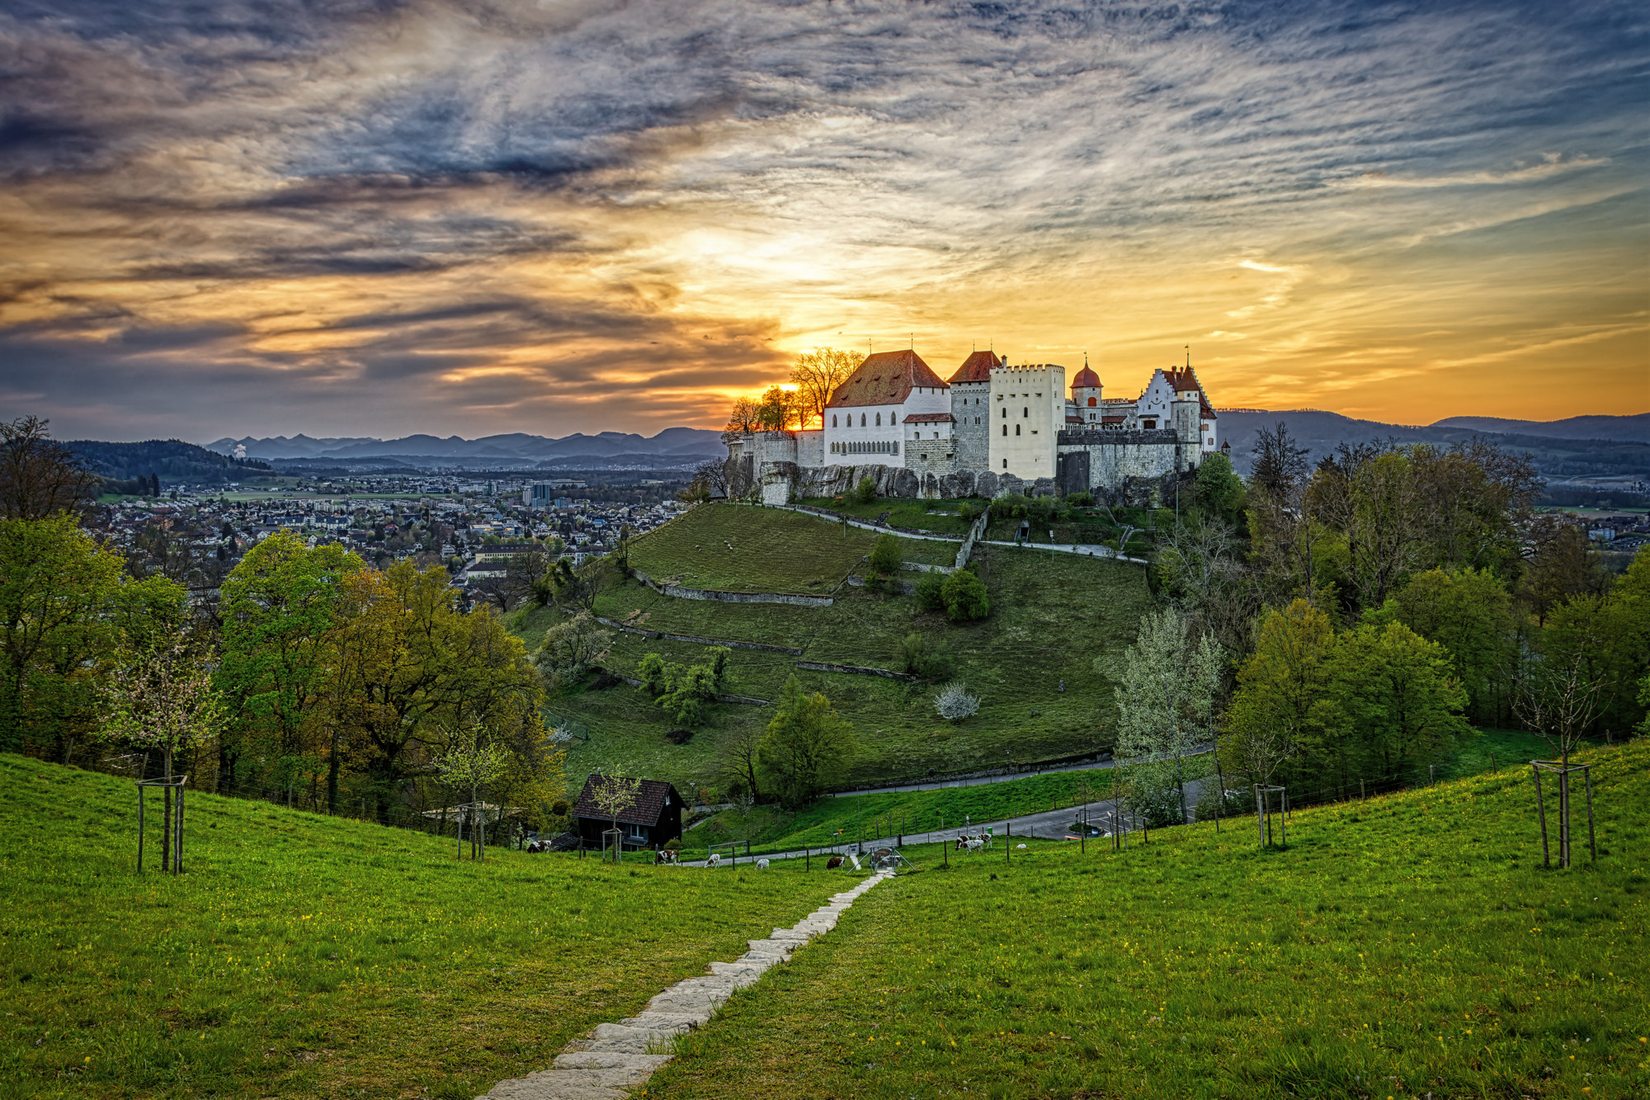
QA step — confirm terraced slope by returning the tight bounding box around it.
[519,503,1152,791]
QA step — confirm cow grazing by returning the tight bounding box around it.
[707,853,722,866]
[826,855,845,870]
[756,857,771,870]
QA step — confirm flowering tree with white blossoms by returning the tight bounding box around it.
[934,682,980,722]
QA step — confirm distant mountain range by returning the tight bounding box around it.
[1216,411,1648,481]
[199,413,1645,480]
[206,428,725,468]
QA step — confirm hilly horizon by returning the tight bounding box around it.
[186,410,1649,481]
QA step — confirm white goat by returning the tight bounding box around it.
[756,857,771,870]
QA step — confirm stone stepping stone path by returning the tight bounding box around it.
[478,872,891,1100]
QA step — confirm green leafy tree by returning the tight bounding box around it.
[940,569,990,622]
[868,534,902,578]
[1384,567,1516,724]
[217,531,364,796]
[0,514,183,761]
[1315,621,1470,792]
[758,675,856,808]
[535,611,613,690]
[1192,451,1245,527]
[1541,548,1650,739]
[1222,599,1334,788]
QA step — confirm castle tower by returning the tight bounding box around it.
[947,350,1000,473]
[1171,389,1202,473]
[1071,356,1102,425]
[988,362,1066,481]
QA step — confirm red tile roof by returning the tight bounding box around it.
[948,350,1002,384]
[1071,365,1100,390]
[828,350,950,408]
[573,774,681,827]
[1163,367,1217,419]
[904,412,954,423]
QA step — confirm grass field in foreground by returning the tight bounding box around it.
[648,739,1650,1099]
[0,755,836,1099]
[682,769,1117,856]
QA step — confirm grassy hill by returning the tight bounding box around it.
[650,738,1650,1098]
[0,754,839,1099]
[519,502,1152,793]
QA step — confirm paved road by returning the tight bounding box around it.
[684,766,1216,868]
[829,755,1114,797]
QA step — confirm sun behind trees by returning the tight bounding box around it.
[725,347,858,433]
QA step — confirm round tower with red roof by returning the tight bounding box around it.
[1071,355,1102,424]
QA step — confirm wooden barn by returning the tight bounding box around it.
[572,774,684,849]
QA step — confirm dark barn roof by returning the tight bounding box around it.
[573,774,681,826]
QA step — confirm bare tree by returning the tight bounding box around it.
[1517,649,1603,868]
[0,416,97,520]
[725,397,760,435]
[790,348,858,429]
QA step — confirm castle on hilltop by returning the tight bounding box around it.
[725,349,1224,503]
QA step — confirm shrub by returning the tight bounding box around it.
[1066,490,1095,507]
[666,728,695,745]
[934,681,980,721]
[852,475,878,505]
[915,571,946,613]
[637,652,669,695]
[899,631,955,682]
[868,534,902,576]
[941,569,991,622]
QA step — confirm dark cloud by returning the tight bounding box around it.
[0,0,1644,436]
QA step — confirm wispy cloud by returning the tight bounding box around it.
[0,0,1645,438]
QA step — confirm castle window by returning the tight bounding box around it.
[1023,407,1028,417]
[1016,424,1021,436]
[860,413,866,427]
[1002,459,1008,469]
[1087,397,1096,408]
[832,414,838,427]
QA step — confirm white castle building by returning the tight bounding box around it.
[726,348,1222,503]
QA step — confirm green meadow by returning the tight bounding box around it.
[650,738,1650,1099]
[0,754,837,1099]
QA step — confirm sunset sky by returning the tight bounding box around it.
[1,0,1646,441]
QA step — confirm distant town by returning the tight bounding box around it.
[88,470,693,611]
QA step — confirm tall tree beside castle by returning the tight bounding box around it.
[790,348,858,429]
